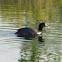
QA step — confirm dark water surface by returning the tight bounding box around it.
[0,0,62,62]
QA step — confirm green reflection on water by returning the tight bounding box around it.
[0,0,62,28]
[18,39,45,62]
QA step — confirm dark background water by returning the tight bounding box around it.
[0,0,62,62]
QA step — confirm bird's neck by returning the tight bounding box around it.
[38,27,43,31]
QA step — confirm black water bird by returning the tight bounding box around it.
[15,22,46,39]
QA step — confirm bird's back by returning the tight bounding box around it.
[15,27,37,39]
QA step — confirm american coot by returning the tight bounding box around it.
[15,22,46,39]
